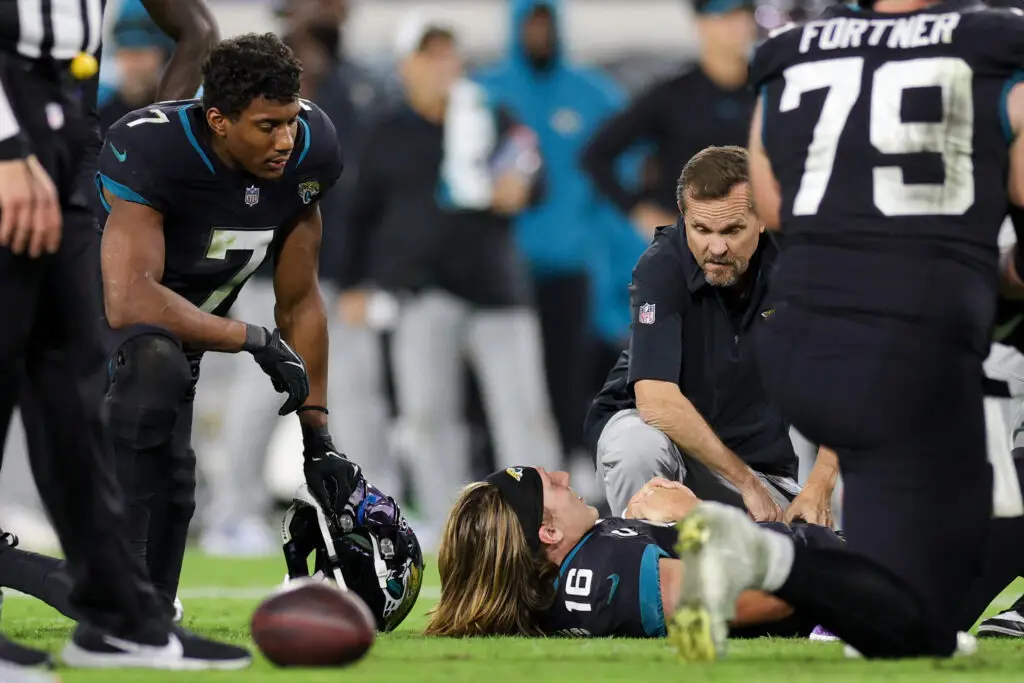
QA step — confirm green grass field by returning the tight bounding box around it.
[5,552,1024,682]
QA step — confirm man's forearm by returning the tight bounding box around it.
[805,446,839,494]
[105,280,246,351]
[640,394,754,487]
[142,0,218,101]
[277,290,329,428]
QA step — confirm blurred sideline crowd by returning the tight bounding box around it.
[3,0,841,555]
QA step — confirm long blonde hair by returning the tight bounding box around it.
[425,482,557,636]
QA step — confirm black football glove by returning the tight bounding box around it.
[301,424,363,525]
[243,325,310,415]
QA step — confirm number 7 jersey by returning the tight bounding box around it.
[750,0,1024,350]
[95,99,344,317]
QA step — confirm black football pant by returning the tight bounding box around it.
[960,457,1024,628]
[0,53,167,639]
[0,543,77,622]
[756,306,991,658]
[103,329,198,615]
[534,272,591,460]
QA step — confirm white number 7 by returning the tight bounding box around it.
[780,57,863,216]
[199,228,277,313]
[127,108,170,127]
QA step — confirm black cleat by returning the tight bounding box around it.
[0,633,53,669]
[61,623,251,670]
[978,609,1024,638]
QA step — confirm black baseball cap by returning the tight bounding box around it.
[484,466,544,554]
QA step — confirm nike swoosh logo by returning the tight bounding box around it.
[606,574,620,604]
[109,143,127,162]
[101,633,184,660]
[284,361,305,370]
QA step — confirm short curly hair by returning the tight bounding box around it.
[201,33,302,118]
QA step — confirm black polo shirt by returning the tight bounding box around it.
[583,220,796,478]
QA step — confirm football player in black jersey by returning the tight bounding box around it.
[655,0,1024,664]
[93,33,368,619]
[424,466,842,638]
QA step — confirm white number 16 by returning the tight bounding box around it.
[564,568,592,613]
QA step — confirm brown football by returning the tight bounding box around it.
[250,579,376,667]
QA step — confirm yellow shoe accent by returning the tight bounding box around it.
[676,514,710,555]
[669,605,716,662]
[670,512,717,662]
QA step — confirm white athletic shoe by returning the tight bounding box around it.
[667,502,771,662]
[61,623,251,670]
[843,631,977,659]
[809,625,839,642]
[0,660,58,683]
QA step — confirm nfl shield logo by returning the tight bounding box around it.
[639,303,656,325]
[244,185,260,207]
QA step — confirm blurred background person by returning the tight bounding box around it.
[587,216,649,392]
[581,0,758,236]
[98,0,174,131]
[338,11,560,549]
[199,0,392,556]
[475,0,630,496]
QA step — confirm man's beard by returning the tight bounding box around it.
[702,258,746,287]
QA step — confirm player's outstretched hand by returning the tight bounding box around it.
[0,156,62,258]
[302,425,362,523]
[243,326,310,415]
[740,476,784,523]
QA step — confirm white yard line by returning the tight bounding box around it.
[2,586,442,600]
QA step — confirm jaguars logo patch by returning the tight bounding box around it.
[505,467,524,482]
[297,180,321,205]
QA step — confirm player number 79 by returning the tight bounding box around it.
[779,55,974,217]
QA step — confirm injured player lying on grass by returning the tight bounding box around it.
[424,466,842,639]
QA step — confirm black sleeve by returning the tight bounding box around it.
[337,123,388,289]
[580,84,665,215]
[749,24,800,91]
[302,100,345,198]
[626,248,687,387]
[97,114,172,215]
[0,61,32,160]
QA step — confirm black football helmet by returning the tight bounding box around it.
[281,484,423,632]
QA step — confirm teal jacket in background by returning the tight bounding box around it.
[591,217,649,345]
[474,0,628,277]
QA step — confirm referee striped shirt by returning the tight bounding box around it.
[0,0,104,156]
[1,0,104,61]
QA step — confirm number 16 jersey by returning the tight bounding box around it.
[751,0,1024,353]
[96,99,344,318]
